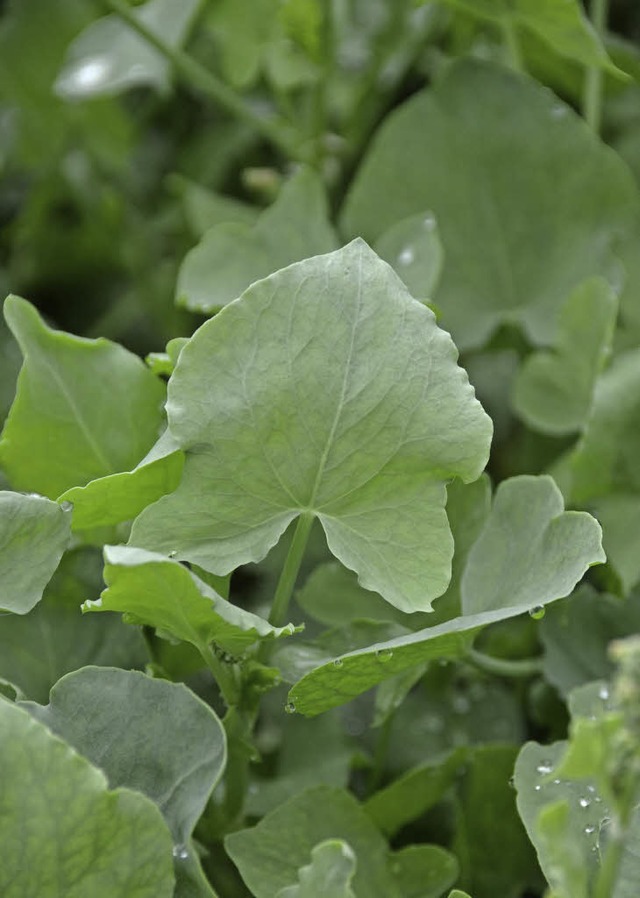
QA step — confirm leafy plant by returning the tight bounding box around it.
[2,0,640,896]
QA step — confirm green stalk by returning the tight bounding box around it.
[467,648,543,679]
[101,0,309,162]
[269,513,314,626]
[583,0,609,134]
[500,18,523,72]
[199,643,240,708]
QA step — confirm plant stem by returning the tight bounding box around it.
[583,0,609,134]
[466,648,543,679]
[501,19,523,72]
[101,0,309,162]
[269,513,314,626]
[199,643,240,708]
[368,714,394,795]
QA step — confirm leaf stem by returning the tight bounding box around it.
[199,643,240,707]
[583,0,609,134]
[500,19,523,72]
[100,0,310,162]
[269,513,314,627]
[466,648,543,679]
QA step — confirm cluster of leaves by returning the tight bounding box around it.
[2,0,640,896]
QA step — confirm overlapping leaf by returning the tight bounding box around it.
[0,296,166,499]
[341,60,636,350]
[131,240,493,614]
[276,840,357,898]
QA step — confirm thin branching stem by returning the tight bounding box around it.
[583,0,609,134]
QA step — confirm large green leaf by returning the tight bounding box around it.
[461,475,605,614]
[513,278,618,435]
[341,60,635,350]
[0,699,174,897]
[0,296,166,499]
[55,0,201,98]
[176,168,338,313]
[89,545,297,657]
[276,840,357,898]
[131,240,492,614]
[0,547,147,703]
[440,0,622,73]
[23,667,226,847]
[373,212,444,301]
[58,429,184,531]
[0,491,71,613]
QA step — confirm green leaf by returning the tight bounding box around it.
[374,212,444,300]
[440,0,623,74]
[276,840,357,898]
[206,0,276,89]
[22,667,226,847]
[513,278,618,435]
[176,168,338,313]
[55,0,201,98]
[89,545,297,657]
[568,349,640,503]
[0,547,147,703]
[448,892,472,898]
[540,587,640,697]
[591,494,640,594]
[341,60,635,350]
[453,745,539,898]
[461,475,605,615]
[169,175,260,238]
[0,296,166,499]
[364,746,468,837]
[0,699,175,897]
[536,801,590,898]
[58,429,184,531]
[0,491,71,613]
[387,844,458,898]
[132,240,492,614]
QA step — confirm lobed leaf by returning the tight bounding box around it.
[132,240,493,614]
[276,840,357,898]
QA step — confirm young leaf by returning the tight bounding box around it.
[513,278,618,436]
[89,545,297,656]
[0,700,175,897]
[176,168,338,313]
[276,840,357,898]
[374,212,444,301]
[0,296,166,499]
[0,491,71,614]
[341,59,635,350]
[55,0,201,98]
[58,429,184,531]
[131,240,493,614]
[461,475,605,615]
[22,667,226,847]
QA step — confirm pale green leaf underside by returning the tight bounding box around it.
[0,295,166,499]
[461,475,605,615]
[276,840,357,898]
[89,545,296,656]
[22,667,226,846]
[58,429,184,531]
[177,167,338,313]
[513,278,618,435]
[441,0,623,74]
[0,491,71,614]
[0,700,174,898]
[341,60,635,350]
[131,240,492,614]
[55,0,200,98]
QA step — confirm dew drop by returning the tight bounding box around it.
[376,648,393,663]
[534,784,542,791]
[168,550,178,558]
[552,778,561,785]
[69,57,111,91]
[587,785,596,793]
[285,702,296,714]
[579,798,591,808]
[423,213,436,231]
[551,104,568,120]
[172,845,189,860]
[536,761,553,775]
[598,685,610,701]
[529,606,546,620]
[585,825,596,835]
[333,658,344,668]
[398,247,414,266]
[59,500,74,512]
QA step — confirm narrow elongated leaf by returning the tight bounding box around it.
[23,667,226,846]
[0,491,71,613]
[0,700,175,898]
[461,475,605,615]
[132,240,492,614]
[88,545,296,656]
[341,60,635,350]
[513,278,618,435]
[55,0,201,97]
[58,429,184,530]
[177,168,338,313]
[276,840,357,898]
[0,296,166,499]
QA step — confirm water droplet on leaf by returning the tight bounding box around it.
[529,606,545,620]
[585,825,596,834]
[398,247,414,266]
[376,648,393,663]
[285,702,296,714]
[536,761,553,774]
[598,685,609,700]
[59,500,74,512]
[172,845,189,860]
[68,57,111,91]
[579,798,591,808]
[333,658,344,668]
